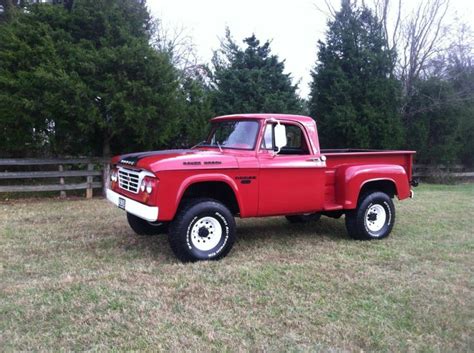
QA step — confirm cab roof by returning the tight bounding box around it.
[211,113,315,124]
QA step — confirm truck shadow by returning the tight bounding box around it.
[235,216,348,243]
[120,216,349,263]
[120,233,176,262]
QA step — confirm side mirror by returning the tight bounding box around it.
[274,122,287,155]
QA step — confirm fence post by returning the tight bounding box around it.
[86,163,94,199]
[102,162,110,197]
[59,164,66,198]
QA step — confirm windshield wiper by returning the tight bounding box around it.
[191,140,207,149]
[191,140,223,152]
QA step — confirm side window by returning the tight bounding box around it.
[282,124,309,154]
[261,124,274,150]
[260,123,310,155]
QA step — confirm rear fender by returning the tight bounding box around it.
[336,164,410,209]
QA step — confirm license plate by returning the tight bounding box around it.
[118,197,126,210]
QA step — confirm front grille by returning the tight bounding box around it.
[118,168,140,193]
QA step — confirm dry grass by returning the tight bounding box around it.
[1,184,473,351]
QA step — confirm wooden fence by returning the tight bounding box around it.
[413,164,474,178]
[0,158,110,198]
[0,158,472,198]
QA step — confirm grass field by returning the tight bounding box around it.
[1,184,473,351]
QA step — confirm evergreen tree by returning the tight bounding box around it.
[211,30,303,115]
[309,0,403,149]
[174,69,214,147]
[0,0,182,157]
[406,78,462,164]
[405,56,474,165]
[454,68,474,167]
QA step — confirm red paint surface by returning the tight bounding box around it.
[110,114,415,221]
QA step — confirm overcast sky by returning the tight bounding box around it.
[148,0,474,98]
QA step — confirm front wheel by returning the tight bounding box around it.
[345,192,395,240]
[168,198,236,262]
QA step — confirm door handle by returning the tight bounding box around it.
[306,155,327,163]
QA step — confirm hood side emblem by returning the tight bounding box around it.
[120,159,136,166]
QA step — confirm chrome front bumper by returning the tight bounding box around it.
[106,189,159,221]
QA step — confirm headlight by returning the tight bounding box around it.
[110,170,118,182]
[139,176,157,194]
[146,181,153,194]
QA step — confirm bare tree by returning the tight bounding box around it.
[151,20,202,80]
[446,22,473,71]
[368,0,452,117]
[398,0,450,101]
[313,0,338,19]
[372,0,402,52]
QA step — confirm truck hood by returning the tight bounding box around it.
[112,149,238,172]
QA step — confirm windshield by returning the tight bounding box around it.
[205,120,259,150]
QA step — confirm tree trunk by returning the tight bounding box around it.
[0,0,15,21]
[102,136,111,158]
[63,0,74,11]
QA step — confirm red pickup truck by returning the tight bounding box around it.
[107,114,415,262]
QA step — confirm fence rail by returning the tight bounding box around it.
[0,158,472,198]
[0,158,110,198]
[0,158,108,166]
[412,164,474,178]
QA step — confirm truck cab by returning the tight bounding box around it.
[107,114,415,262]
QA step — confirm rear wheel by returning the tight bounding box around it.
[168,198,236,262]
[285,213,321,223]
[345,192,395,240]
[127,213,169,236]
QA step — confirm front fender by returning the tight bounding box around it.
[171,173,244,218]
[335,164,410,209]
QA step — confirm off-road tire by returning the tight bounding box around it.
[168,198,236,262]
[285,213,321,223]
[345,192,395,240]
[127,212,169,236]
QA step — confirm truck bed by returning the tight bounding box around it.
[322,148,413,154]
[321,149,415,209]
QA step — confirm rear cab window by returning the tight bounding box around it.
[260,122,310,155]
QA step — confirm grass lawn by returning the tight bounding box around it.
[1,184,473,351]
